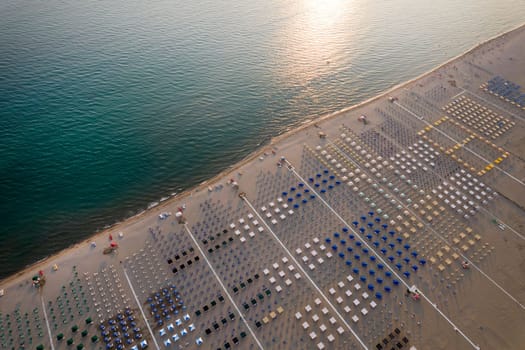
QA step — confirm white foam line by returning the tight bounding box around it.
[464,89,525,123]
[394,100,525,187]
[122,269,161,350]
[183,224,265,350]
[282,158,481,350]
[328,140,525,310]
[240,195,369,350]
[41,296,55,350]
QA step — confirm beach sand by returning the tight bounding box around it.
[1,23,525,350]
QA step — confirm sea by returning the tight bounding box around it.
[1,0,524,280]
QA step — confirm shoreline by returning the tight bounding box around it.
[2,21,524,286]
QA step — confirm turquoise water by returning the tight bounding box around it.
[1,0,524,279]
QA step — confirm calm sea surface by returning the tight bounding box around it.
[1,0,524,279]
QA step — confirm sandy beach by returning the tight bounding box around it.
[1,23,525,350]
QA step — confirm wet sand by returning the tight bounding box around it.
[1,23,525,350]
